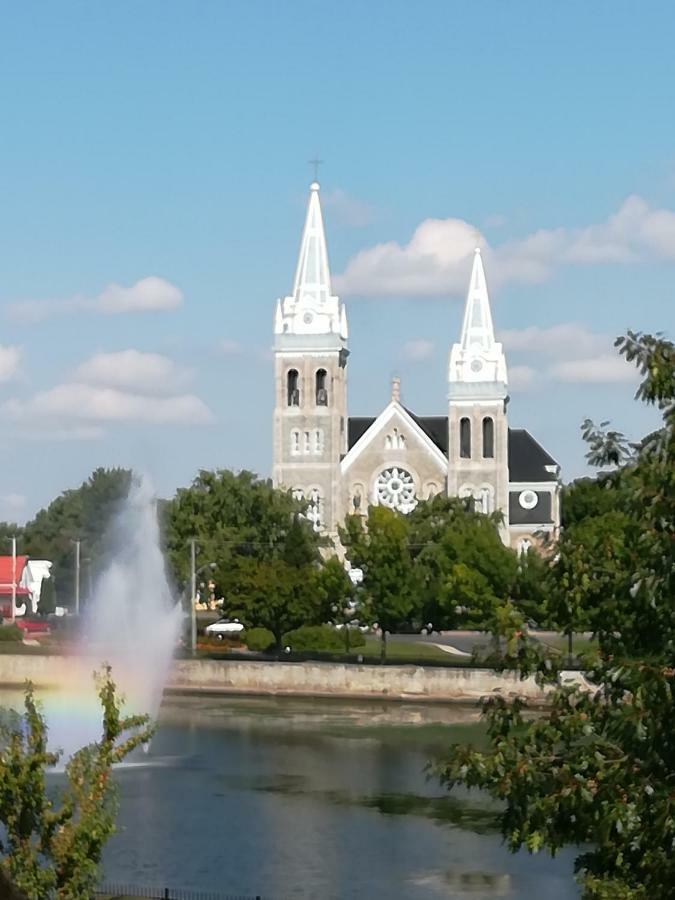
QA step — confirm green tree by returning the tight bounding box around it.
[0,668,153,899]
[22,468,132,609]
[406,495,520,630]
[340,506,415,661]
[435,331,675,899]
[317,556,357,651]
[231,556,321,653]
[163,469,322,601]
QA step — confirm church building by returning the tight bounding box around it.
[272,182,561,552]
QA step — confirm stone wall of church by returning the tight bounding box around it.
[341,421,447,519]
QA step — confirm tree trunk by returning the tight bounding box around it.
[0,869,28,900]
[380,629,387,663]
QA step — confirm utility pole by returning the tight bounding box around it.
[73,540,81,616]
[10,536,16,625]
[190,539,197,655]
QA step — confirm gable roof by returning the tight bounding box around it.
[348,413,559,483]
[347,417,376,450]
[404,410,449,455]
[343,403,448,474]
[508,429,559,482]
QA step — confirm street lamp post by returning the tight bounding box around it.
[72,539,81,616]
[10,536,16,625]
[190,539,197,655]
[188,541,217,656]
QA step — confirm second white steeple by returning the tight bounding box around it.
[448,249,507,400]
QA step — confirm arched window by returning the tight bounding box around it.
[304,431,311,454]
[287,369,300,406]
[315,369,328,406]
[290,430,300,455]
[313,429,323,454]
[307,488,322,531]
[460,417,471,459]
[482,417,494,458]
[518,538,533,556]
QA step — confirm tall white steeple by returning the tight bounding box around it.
[274,182,347,340]
[448,249,507,399]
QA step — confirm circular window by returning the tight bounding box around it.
[519,490,539,510]
[470,358,483,373]
[376,467,417,513]
[303,312,314,325]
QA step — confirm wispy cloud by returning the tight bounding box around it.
[321,188,376,228]
[402,338,434,361]
[0,346,22,382]
[502,324,637,387]
[335,195,675,297]
[73,350,190,396]
[6,276,183,323]
[3,385,214,427]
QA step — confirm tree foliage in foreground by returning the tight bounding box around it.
[0,669,153,899]
[435,331,675,899]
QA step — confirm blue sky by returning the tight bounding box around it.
[0,1,673,521]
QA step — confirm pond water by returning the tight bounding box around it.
[95,694,579,900]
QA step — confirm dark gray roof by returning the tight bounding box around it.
[404,410,448,455]
[347,414,558,483]
[347,417,376,449]
[507,429,558,482]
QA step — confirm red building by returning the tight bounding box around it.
[0,555,31,617]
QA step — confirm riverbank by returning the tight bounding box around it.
[0,653,589,704]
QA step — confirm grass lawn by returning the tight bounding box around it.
[534,633,598,658]
[357,635,467,664]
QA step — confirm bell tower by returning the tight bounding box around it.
[272,181,348,538]
[447,249,509,537]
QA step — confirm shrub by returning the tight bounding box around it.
[282,624,365,652]
[244,627,275,653]
[0,624,23,642]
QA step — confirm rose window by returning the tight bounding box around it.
[376,467,417,513]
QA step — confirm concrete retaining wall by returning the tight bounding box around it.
[0,654,589,704]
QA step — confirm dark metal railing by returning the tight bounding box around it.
[96,885,264,900]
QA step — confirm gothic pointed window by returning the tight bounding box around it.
[482,417,494,458]
[291,430,300,455]
[315,369,328,406]
[304,431,311,454]
[287,369,300,406]
[460,418,471,459]
[313,429,323,454]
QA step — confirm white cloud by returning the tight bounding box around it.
[509,365,539,391]
[74,350,190,396]
[335,217,480,296]
[335,194,675,297]
[4,384,214,426]
[321,188,375,228]
[403,338,434,361]
[499,324,611,359]
[548,354,637,384]
[0,346,22,382]
[96,277,182,314]
[6,277,183,323]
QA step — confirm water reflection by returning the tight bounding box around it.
[97,695,581,899]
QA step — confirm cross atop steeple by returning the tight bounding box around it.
[308,156,323,183]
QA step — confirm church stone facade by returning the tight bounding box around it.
[273,182,561,552]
